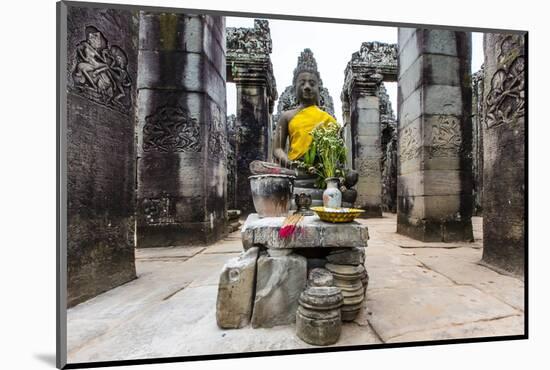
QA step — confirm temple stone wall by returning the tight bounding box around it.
[397,29,473,241]
[481,33,525,275]
[66,6,138,307]
[136,13,227,247]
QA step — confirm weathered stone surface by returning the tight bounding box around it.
[136,13,226,247]
[397,28,473,242]
[216,247,259,329]
[325,263,365,322]
[325,263,365,279]
[66,5,138,307]
[251,253,307,328]
[326,247,365,265]
[386,315,524,343]
[308,268,334,287]
[366,285,520,341]
[296,307,341,346]
[481,33,525,275]
[241,214,369,250]
[66,214,522,362]
[299,286,343,309]
[296,286,343,346]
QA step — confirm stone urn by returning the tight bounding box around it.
[322,177,342,209]
[249,174,295,217]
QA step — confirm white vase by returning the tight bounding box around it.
[322,177,342,209]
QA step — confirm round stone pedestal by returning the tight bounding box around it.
[296,286,343,346]
[325,263,365,321]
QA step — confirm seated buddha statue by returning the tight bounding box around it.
[271,68,358,206]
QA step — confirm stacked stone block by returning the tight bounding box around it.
[136,13,227,247]
[481,33,525,275]
[296,268,344,346]
[397,29,473,241]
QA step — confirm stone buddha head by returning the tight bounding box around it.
[292,49,322,106]
[294,71,320,106]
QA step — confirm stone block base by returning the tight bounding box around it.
[356,204,383,218]
[216,247,259,329]
[397,217,473,242]
[251,253,307,328]
[137,220,226,247]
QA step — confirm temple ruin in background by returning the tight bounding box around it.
[63,5,526,307]
[341,42,398,217]
[226,20,278,214]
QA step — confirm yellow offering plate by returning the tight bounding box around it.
[310,206,365,223]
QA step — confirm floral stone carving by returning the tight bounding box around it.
[142,106,201,153]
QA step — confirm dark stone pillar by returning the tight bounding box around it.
[65,5,138,307]
[481,33,525,275]
[136,13,227,247]
[397,29,473,242]
[472,68,485,216]
[227,20,277,214]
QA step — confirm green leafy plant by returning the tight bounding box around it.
[297,123,347,187]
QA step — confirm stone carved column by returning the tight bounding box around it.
[136,13,227,247]
[64,4,138,306]
[342,42,397,217]
[349,74,384,217]
[397,29,473,241]
[227,20,277,214]
[481,33,525,274]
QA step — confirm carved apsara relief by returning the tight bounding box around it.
[71,26,132,113]
[399,124,420,162]
[430,115,462,158]
[485,56,525,129]
[142,106,201,153]
[208,105,227,160]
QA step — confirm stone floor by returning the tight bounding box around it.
[66,214,525,364]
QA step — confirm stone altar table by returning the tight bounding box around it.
[241,214,369,251]
[217,213,370,339]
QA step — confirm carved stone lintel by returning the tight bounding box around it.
[343,65,384,98]
[226,19,272,56]
[226,19,277,101]
[351,42,398,70]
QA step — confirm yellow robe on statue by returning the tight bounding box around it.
[287,105,338,161]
